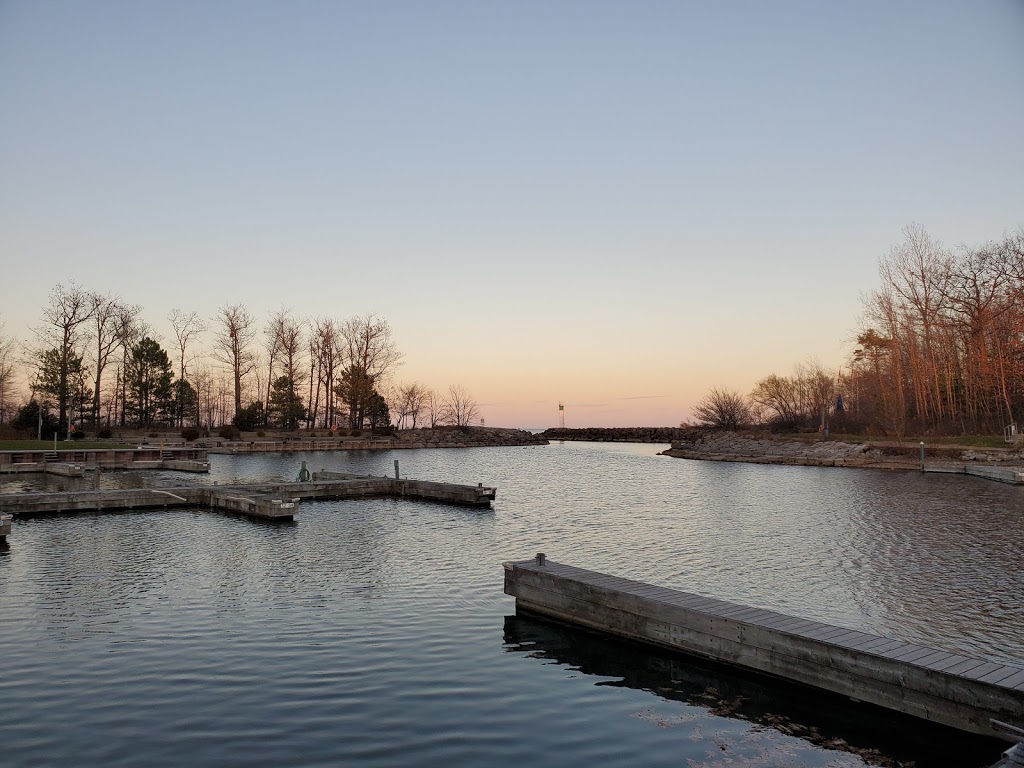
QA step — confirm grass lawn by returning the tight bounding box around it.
[0,440,136,451]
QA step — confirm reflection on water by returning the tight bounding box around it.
[1,442,1021,766]
[504,611,1001,768]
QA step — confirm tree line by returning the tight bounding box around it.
[0,289,480,437]
[695,224,1024,436]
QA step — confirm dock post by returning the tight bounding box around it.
[535,552,546,566]
[920,441,925,472]
[394,460,400,479]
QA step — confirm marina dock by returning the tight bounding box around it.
[0,473,496,529]
[0,447,209,474]
[504,556,1024,743]
[924,464,1024,484]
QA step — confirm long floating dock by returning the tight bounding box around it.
[503,557,1024,743]
[0,474,496,528]
[925,464,1024,485]
[0,447,209,474]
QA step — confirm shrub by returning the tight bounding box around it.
[351,429,362,437]
[218,425,237,440]
[97,427,113,439]
[256,430,266,437]
[181,427,200,441]
[232,401,264,431]
[72,430,85,440]
[148,432,159,438]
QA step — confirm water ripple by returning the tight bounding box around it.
[1,442,1019,767]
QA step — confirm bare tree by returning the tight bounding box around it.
[425,388,442,428]
[440,384,480,427]
[339,314,402,428]
[750,374,800,429]
[211,304,256,418]
[309,317,341,428]
[112,307,151,427]
[168,310,207,383]
[394,382,427,429]
[264,308,305,427]
[693,387,750,430]
[0,316,16,423]
[33,282,96,433]
[89,293,140,426]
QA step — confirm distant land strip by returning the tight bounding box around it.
[539,427,687,443]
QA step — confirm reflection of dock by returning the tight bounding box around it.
[0,474,496,528]
[0,514,10,541]
[0,447,209,474]
[504,557,1024,744]
[504,612,1003,766]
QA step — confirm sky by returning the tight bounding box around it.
[1,1,1022,428]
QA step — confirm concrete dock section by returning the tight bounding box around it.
[925,465,1024,484]
[0,473,496,524]
[0,447,209,474]
[503,557,1024,742]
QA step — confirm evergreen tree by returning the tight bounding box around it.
[34,347,92,433]
[268,375,304,429]
[125,337,174,428]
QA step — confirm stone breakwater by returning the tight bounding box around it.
[202,427,548,453]
[660,430,1024,470]
[389,427,548,448]
[540,427,688,443]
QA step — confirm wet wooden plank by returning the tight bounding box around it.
[977,666,1024,685]
[995,668,1024,689]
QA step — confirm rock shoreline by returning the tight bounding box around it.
[661,430,1024,471]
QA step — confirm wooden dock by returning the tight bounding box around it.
[925,464,1024,484]
[0,474,496,526]
[504,557,1024,743]
[0,447,209,474]
[0,514,10,541]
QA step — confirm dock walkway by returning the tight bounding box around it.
[504,557,1024,742]
[0,474,496,528]
[0,447,209,474]
[925,464,1024,484]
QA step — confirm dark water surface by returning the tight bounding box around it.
[1,442,1021,766]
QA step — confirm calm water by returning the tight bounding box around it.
[1,442,1021,767]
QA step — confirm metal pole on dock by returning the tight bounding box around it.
[920,441,925,472]
[394,460,400,479]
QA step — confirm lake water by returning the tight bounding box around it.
[1,441,1021,767]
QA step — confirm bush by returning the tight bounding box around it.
[257,429,266,437]
[97,427,113,439]
[218,425,238,440]
[72,430,85,440]
[232,401,264,431]
[351,429,361,437]
[181,427,200,441]
[11,400,59,438]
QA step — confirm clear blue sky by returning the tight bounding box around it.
[2,1,1022,427]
